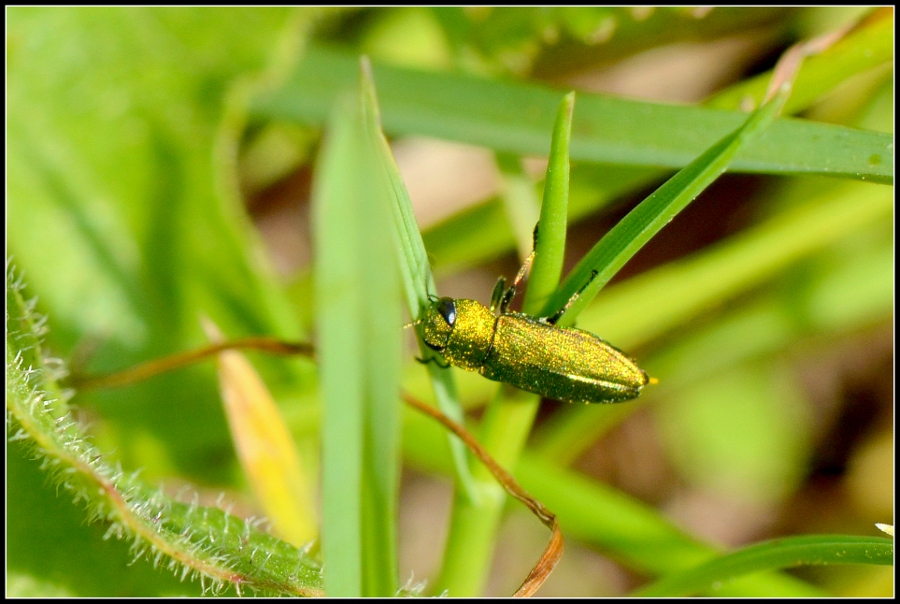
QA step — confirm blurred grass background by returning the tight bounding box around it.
[7,7,892,596]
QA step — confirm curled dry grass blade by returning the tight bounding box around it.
[403,393,563,597]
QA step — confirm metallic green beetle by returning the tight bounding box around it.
[420,257,649,404]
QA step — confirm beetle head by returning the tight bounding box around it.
[421,297,456,351]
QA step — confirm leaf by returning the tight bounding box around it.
[6,262,324,597]
[371,65,477,500]
[203,318,318,548]
[523,91,575,315]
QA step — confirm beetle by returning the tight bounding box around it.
[419,248,649,404]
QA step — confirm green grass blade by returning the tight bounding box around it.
[576,180,892,349]
[524,91,575,315]
[366,69,477,502]
[313,65,402,596]
[633,534,894,597]
[542,85,790,324]
[357,62,404,597]
[312,93,365,597]
[252,45,892,183]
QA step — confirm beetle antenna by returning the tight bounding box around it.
[498,248,535,314]
[491,222,541,315]
[408,291,439,328]
[512,249,535,291]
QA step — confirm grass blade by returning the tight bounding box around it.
[367,66,477,500]
[524,91,575,315]
[313,64,402,596]
[253,45,892,183]
[542,84,791,324]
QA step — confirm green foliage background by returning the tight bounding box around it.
[7,7,893,597]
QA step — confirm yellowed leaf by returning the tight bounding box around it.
[203,318,317,547]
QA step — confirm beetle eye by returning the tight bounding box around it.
[436,298,457,326]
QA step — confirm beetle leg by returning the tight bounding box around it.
[498,284,516,314]
[415,354,451,368]
[490,276,507,313]
[545,269,598,325]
